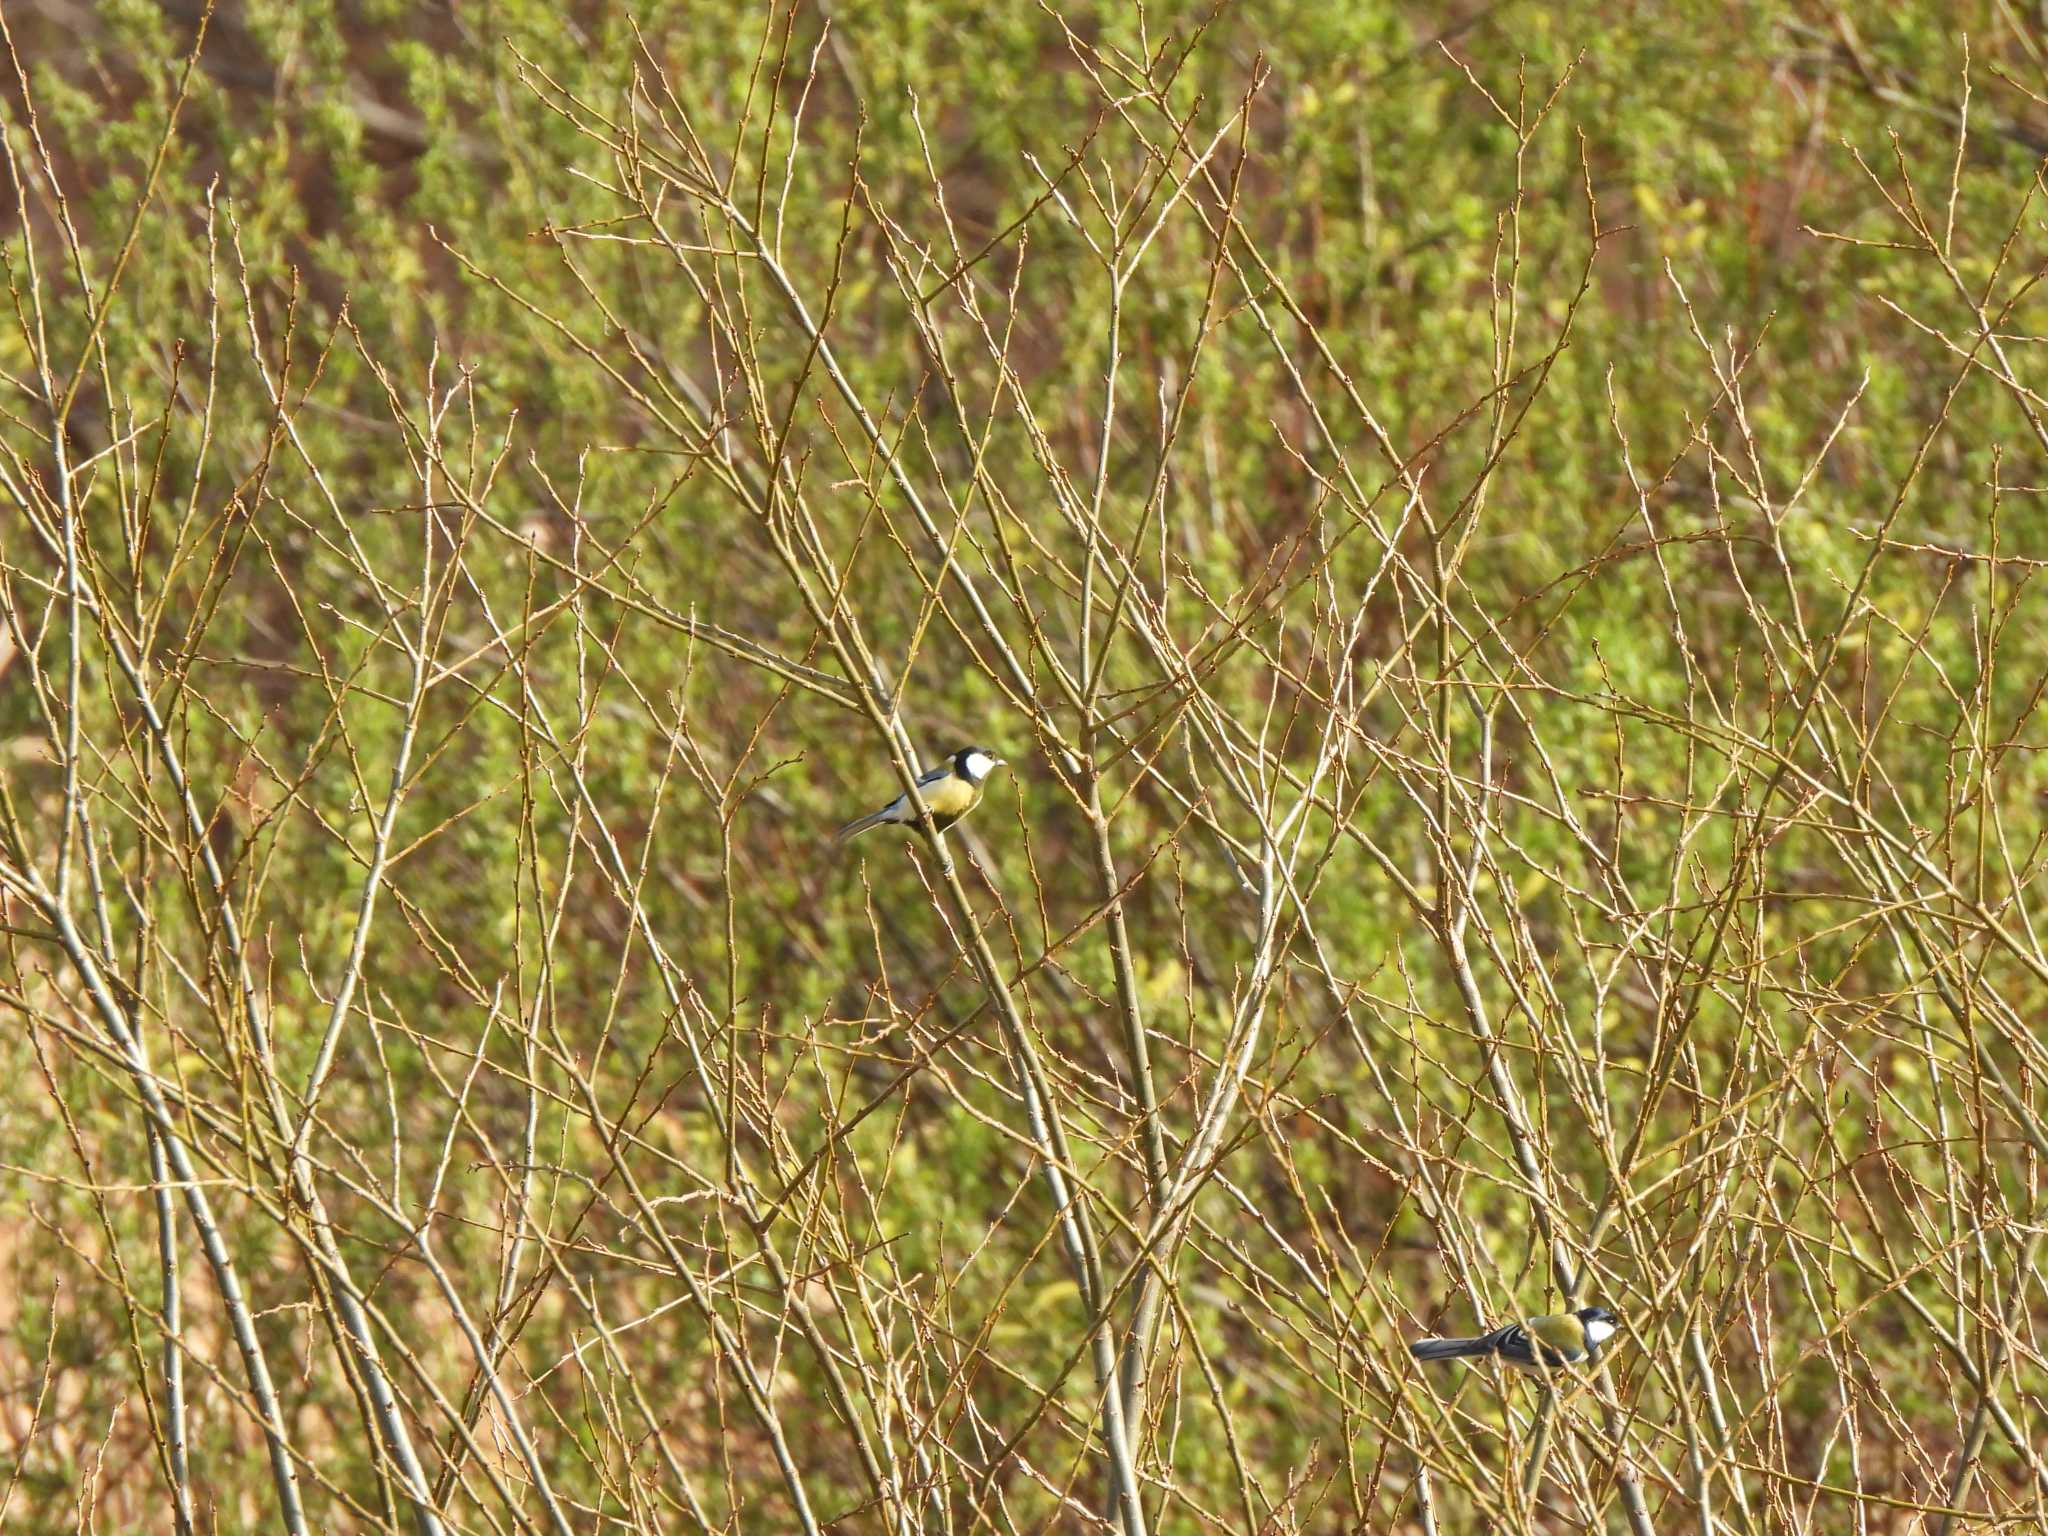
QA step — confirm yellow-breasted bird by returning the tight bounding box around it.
[1409,1307,1618,1374]
[834,747,1006,843]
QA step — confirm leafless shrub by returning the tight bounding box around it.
[1,9,2045,1536]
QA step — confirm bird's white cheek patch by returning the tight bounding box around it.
[964,751,997,781]
[1584,1320,1616,1346]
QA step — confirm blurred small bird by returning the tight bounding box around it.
[835,747,1006,843]
[1409,1307,1618,1374]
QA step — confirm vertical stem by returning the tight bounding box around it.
[1933,1229,2041,1536]
[1519,1389,1557,1505]
[145,1125,196,1536]
[41,906,309,1535]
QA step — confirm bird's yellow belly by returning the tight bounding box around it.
[920,777,978,817]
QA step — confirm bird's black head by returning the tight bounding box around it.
[952,746,1006,784]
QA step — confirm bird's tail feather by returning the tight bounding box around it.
[833,810,889,844]
[1410,1336,1490,1362]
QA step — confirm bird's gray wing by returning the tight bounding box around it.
[857,766,951,829]
[1487,1324,1538,1366]
[1494,1323,1583,1367]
